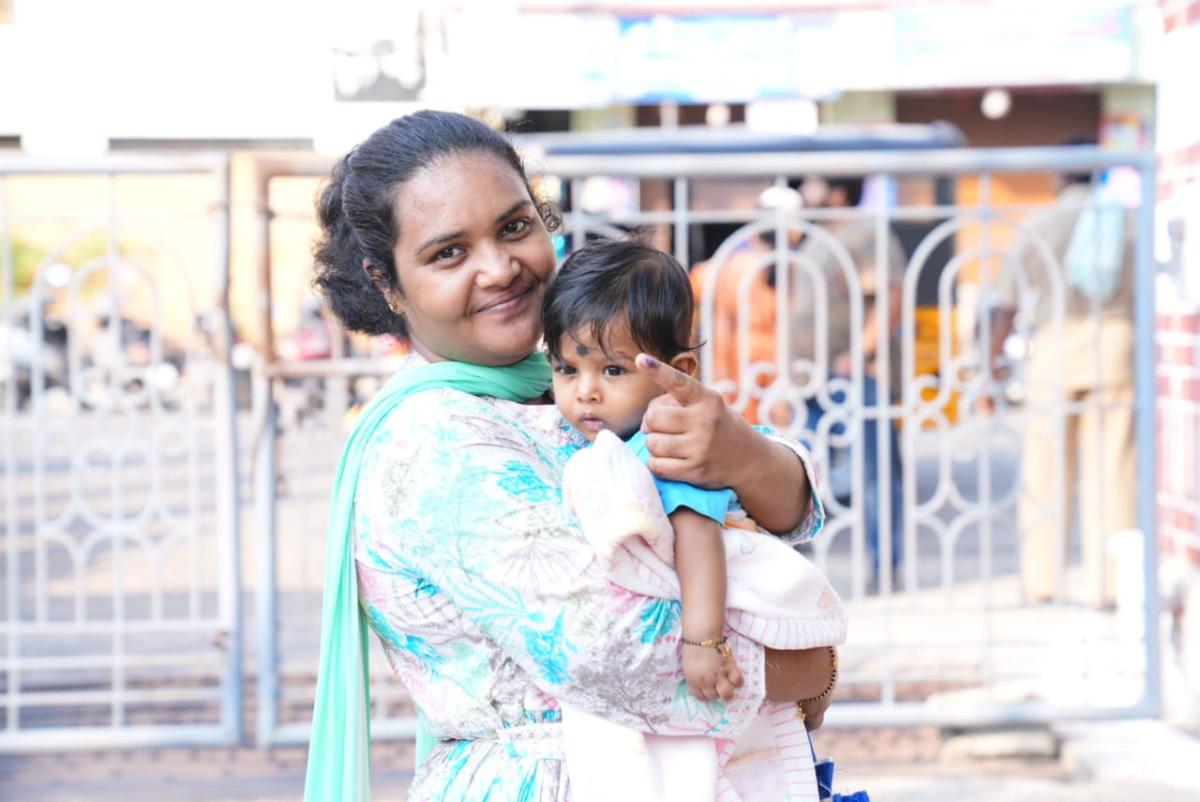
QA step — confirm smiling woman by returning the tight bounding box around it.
[385,151,557,366]
[304,110,831,802]
[312,111,561,365]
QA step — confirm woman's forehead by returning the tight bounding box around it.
[394,152,528,235]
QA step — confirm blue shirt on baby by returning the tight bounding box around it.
[624,430,735,524]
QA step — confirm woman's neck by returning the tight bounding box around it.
[409,338,538,371]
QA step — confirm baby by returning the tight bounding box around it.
[542,238,745,702]
[542,240,848,802]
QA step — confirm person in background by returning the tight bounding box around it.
[983,143,1136,609]
[687,188,799,425]
[792,176,908,591]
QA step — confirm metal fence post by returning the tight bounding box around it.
[253,368,279,745]
[1136,155,1162,719]
[211,155,245,743]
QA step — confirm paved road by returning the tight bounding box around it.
[4,721,1200,802]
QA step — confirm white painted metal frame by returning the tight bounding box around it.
[0,155,242,751]
[251,146,1159,742]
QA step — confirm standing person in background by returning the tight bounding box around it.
[984,145,1136,609]
[689,228,783,425]
[792,176,908,591]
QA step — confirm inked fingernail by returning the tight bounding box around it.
[640,355,658,368]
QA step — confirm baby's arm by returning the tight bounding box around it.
[672,506,745,702]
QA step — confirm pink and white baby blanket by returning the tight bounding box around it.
[560,430,848,802]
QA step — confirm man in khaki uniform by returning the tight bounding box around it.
[988,170,1137,608]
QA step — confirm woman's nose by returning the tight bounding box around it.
[475,244,520,288]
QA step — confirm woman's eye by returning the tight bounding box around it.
[434,246,463,262]
[501,219,530,237]
[603,366,625,377]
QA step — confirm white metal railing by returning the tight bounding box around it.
[0,144,1164,753]
[0,155,242,751]
[249,145,1159,744]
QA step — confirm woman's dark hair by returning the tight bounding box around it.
[541,239,697,363]
[313,110,559,337]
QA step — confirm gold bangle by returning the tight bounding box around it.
[795,647,838,723]
[681,637,733,658]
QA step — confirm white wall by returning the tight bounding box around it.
[11,0,333,152]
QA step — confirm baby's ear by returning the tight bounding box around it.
[669,352,699,378]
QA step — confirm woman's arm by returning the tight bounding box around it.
[724,424,811,534]
[636,355,817,534]
[764,646,837,730]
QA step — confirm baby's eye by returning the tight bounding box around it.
[554,364,576,376]
[603,365,625,377]
[501,219,530,237]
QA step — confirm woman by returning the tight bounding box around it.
[304,110,838,802]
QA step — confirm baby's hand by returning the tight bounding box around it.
[682,639,744,702]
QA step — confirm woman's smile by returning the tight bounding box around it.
[474,281,538,317]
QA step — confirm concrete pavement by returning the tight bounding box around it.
[3,719,1199,801]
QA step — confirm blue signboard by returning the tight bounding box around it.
[614,15,840,103]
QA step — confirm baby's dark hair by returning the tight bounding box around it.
[541,239,697,363]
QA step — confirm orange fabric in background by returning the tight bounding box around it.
[690,243,778,425]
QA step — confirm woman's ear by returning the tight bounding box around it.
[363,259,403,314]
[363,258,389,291]
[670,351,699,378]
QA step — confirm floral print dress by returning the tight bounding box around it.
[353,364,824,802]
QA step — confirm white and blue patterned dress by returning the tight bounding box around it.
[353,359,824,801]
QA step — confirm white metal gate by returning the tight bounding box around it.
[0,144,1161,753]
[544,147,1159,726]
[247,144,1160,744]
[0,155,242,749]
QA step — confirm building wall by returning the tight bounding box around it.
[1155,0,1200,722]
[1156,0,1200,560]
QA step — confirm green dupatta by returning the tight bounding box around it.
[302,354,553,802]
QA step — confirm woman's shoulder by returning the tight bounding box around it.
[371,384,579,461]
[370,385,498,451]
